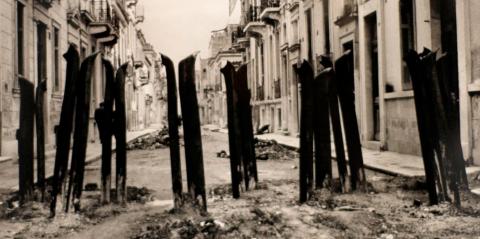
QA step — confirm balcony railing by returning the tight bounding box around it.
[274,79,281,99]
[246,0,280,23]
[37,0,53,8]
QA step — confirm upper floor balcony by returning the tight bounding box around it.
[88,0,120,46]
[37,0,54,9]
[244,0,280,37]
[334,0,358,26]
[260,0,281,26]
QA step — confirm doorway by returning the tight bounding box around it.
[365,13,380,141]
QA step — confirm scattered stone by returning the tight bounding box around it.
[413,199,422,207]
[127,127,169,151]
[255,138,298,161]
[84,183,98,191]
[216,150,229,158]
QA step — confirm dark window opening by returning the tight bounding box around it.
[400,0,415,90]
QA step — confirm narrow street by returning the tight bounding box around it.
[2,129,480,238]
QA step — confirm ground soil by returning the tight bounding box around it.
[1,131,480,238]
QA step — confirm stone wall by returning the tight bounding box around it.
[384,97,421,156]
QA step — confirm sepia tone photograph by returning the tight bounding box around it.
[0,0,479,238]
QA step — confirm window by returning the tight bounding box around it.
[400,0,416,90]
[15,1,25,89]
[53,27,60,92]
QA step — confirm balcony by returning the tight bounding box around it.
[335,0,358,26]
[260,0,281,26]
[80,0,95,23]
[274,79,281,99]
[37,0,53,9]
[88,0,119,46]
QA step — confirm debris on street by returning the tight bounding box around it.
[216,150,229,158]
[254,138,298,161]
[127,128,170,150]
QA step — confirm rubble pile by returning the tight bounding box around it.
[127,128,169,151]
[255,138,298,161]
[132,218,227,239]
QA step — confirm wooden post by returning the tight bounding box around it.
[17,78,35,205]
[35,80,47,201]
[436,53,468,190]
[114,63,128,205]
[96,59,115,204]
[421,51,449,202]
[335,51,366,191]
[404,50,439,205]
[66,53,98,212]
[321,56,348,192]
[50,45,79,216]
[178,54,207,210]
[236,64,258,186]
[161,54,183,208]
[295,60,314,203]
[313,68,332,189]
[221,62,242,198]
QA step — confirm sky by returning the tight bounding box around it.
[140,0,240,65]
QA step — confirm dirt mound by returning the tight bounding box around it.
[254,138,298,161]
[127,128,169,151]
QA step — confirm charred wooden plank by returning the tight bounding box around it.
[295,60,314,203]
[313,68,332,189]
[161,54,183,208]
[320,56,348,192]
[17,77,35,205]
[221,62,243,198]
[96,59,115,204]
[178,53,207,210]
[236,64,258,186]
[335,51,366,191]
[114,63,129,205]
[35,80,47,202]
[404,50,439,205]
[50,45,79,216]
[67,53,98,212]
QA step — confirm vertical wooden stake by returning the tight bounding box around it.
[404,50,439,205]
[96,59,115,204]
[50,45,79,216]
[178,53,207,211]
[114,63,128,205]
[17,78,35,205]
[236,64,258,186]
[221,62,242,198]
[295,60,314,203]
[321,56,348,192]
[161,54,183,208]
[35,80,47,201]
[313,69,332,189]
[335,51,367,191]
[67,53,98,212]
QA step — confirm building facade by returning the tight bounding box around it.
[235,0,480,164]
[0,0,163,158]
[198,25,244,127]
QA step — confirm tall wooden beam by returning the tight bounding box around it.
[178,54,207,210]
[335,51,366,191]
[221,62,243,198]
[17,78,35,205]
[295,60,314,203]
[50,45,79,216]
[162,54,183,208]
[35,80,47,202]
[114,63,129,205]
